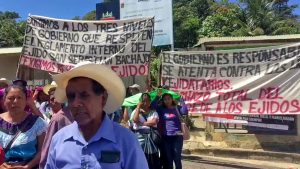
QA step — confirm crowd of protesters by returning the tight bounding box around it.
[0,65,188,169]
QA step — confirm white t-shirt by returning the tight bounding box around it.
[131,109,159,130]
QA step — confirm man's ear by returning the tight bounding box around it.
[102,91,108,107]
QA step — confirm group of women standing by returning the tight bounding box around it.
[131,90,187,169]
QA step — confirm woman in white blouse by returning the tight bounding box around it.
[132,93,160,169]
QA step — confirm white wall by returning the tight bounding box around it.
[0,54,19,81]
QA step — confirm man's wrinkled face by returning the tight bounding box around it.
[66,77,107,126]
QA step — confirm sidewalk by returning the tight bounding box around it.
[182,147,300,165]
[182,153,300,169]
[183,117,300,166]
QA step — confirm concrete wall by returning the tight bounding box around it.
[0,54,52,86]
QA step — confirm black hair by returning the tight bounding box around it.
[36,90,44,103]
[140,92,151,101]
[4,85,27,99]
[161,93,176,107]
[126,87,132,97]
[69,77,106,95]
[12,79,27,87]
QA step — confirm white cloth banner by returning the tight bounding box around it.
[19,15,154,77]
[161,43,300,114]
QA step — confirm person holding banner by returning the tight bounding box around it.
[152,91,186,169]
[0,84,47,169]
[45,62,148,169]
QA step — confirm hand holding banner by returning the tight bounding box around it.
[19,15,154,77]
[161,44,300,114]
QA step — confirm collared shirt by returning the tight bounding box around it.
[45,115,149,169]
[39,108,74,169]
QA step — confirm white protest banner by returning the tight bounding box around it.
[161,43,300,114]
[120,0,173,46]
[19,15,154,77]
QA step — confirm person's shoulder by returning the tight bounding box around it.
[28,114,45,124]
[111,122,146,161]
[112,122,133,134]
[0,112,8,121]
[53,107,73,119]
[51,122,76,142]
[112,123,136,141]
[36,116,47,125]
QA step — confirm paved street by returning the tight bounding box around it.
[183,160,261,169]
[182,155,300,169]
[182,158,265,169]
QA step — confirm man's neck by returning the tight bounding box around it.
[79,114,104,141]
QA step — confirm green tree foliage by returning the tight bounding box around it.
[239,0,300,35]
[196,0,300,39]
[0,11,26,47]
[72,16,81,20]
[72,10,96,20]
[173,0,211,48]
[82,10,96,20]
[199,1,244,37]
[149,57,161,86]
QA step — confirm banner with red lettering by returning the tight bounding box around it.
[161,43,300,114]
[19,15,154,77]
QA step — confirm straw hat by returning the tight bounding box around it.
[52,62,125,114]
[129,84,141,90]
[43,81,57,95]
[0,78,9,85]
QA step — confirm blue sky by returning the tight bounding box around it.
[0,0,101,20]
[0,0,299,21]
